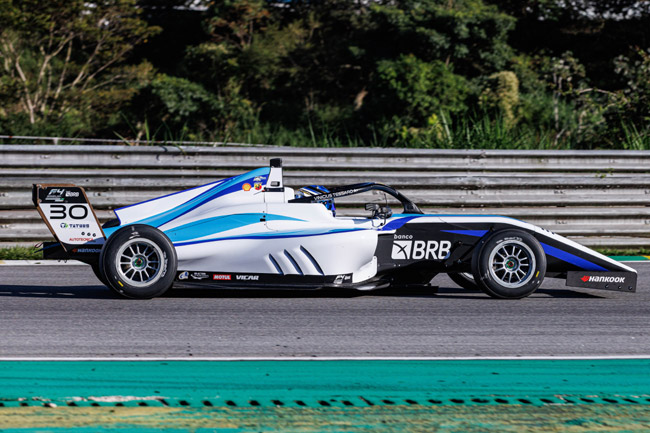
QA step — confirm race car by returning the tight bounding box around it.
[32,158,637,299]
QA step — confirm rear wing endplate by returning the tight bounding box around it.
[32,184,106,252]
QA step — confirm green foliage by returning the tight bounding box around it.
[480,71,519,127]
[375,55,469,121]
[620,122,650,150]
[0,246,42,260]
[614,49,650,123]
[0,0,159,135]
[121,73,259,141]
[0,0,649,150]
[369,0,516,75]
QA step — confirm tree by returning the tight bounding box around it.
[368,0,516,77]
[0,0,159,133]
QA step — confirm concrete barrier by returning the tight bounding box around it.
[1,143,649,248]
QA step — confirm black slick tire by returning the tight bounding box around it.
[91,261,110,287]
[100,224,177,299]
[471,229,546,299]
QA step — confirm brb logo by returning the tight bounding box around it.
[391,239,452,260]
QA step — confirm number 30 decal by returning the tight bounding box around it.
[49,205,89,220]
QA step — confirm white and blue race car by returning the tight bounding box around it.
[33,158,637,299]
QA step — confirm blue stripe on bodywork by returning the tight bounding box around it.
[541,242,608,271]
[441,230,488,237]
[130,168,270,229]
[115,179,227,212]
[164,213,303,243]
[380,216,421,231]
[173,228,365,247]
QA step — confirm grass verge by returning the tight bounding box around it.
[0,246,44,260]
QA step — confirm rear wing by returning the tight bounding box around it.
[32,184,106,253]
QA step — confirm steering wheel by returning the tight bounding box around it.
[365,203,393,219]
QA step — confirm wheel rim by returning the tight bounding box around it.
[488,240,536,288]
[116,238,164,287]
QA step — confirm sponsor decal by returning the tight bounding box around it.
[60,222,90,229]
[71,248,102,254]
[68,237,94,242]
[253,176,266,182]
[581,275,626,283]
[236,275,259,281]
[242,183,252,191]
[254,182,263,190]
[393,234,413,240]
[178,271,189,280]
[48,204,89,220]
[47,189,65,197]
[311,188,362,200]
[65,191,79,197]
[190,272,210,280]
[45,189,66,202]
[213,274,232,281]
[391,240,452,260]
[566,270,635,292]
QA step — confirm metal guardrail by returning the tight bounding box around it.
[1,143,649,248]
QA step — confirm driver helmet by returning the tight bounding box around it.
[295,185,336,216]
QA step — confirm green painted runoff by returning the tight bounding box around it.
[0,359,649,404]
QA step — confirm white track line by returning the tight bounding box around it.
[0,355,649,361]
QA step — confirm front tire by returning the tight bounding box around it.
[100,225,177,299]
[472,229,546,299]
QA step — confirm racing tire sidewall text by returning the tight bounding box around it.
[471,229,546,299]
[100,224,177,299]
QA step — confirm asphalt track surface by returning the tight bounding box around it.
[0,263,648,358]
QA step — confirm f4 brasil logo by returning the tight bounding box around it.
[581,275,626,283]
[391,240,452,260]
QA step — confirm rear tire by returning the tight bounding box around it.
[91,261,110,287]
[471,229,546,299]
[100,225,177,299]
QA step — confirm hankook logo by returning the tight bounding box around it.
[581,275,626,283]
[391,240,452,260]
[74,248,101,254]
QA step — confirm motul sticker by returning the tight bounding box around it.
[213,274,232,280]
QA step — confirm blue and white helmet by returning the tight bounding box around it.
[295,185,336,216]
